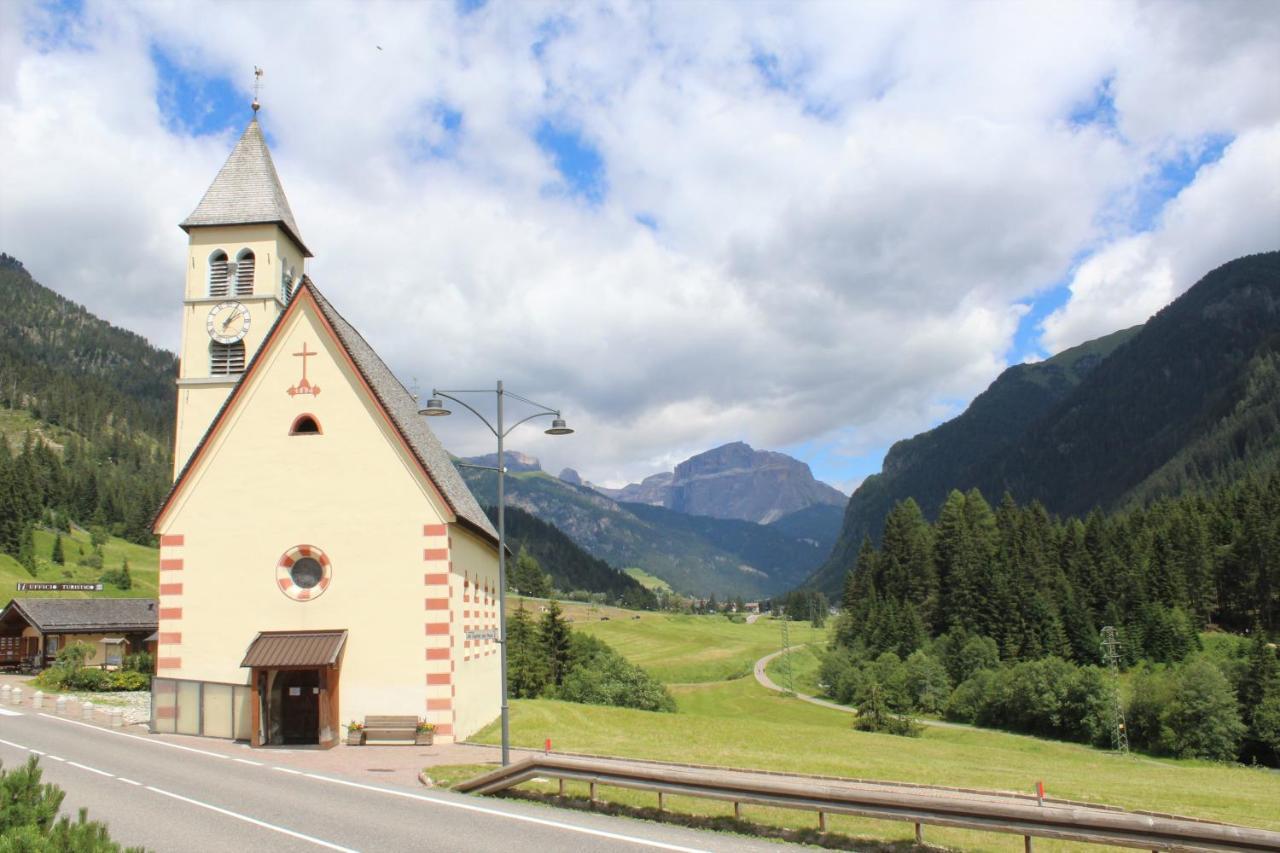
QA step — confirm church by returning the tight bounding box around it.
[149,107,502,748]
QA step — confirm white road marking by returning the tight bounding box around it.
[117,777,142,786]
[46,754,65,762]
[68,760,113,777]
[30,749,45,756]
[38,713,230,759]
[299,772,712,853]
[233,757,264,766]
[27,710,710,851]
[0,738,28,750]
[0,707,22,716]
[144,786,358,852]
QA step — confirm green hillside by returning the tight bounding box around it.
[1,526,159,608]
[809,252,1280,594]
[486,504,655,606]
[0,254,176,564]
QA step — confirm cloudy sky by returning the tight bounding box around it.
[1,0,1277,492]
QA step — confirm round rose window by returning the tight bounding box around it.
[277,545,332,601]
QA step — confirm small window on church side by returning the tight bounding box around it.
[277,545,332,602]
[210,340,246,375]
[289,414,321,435]
[209,251,229,297]
[235,249,255,296]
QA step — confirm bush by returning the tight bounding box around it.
[0,756,136,852]
[123,651,154,675]
[65,668,109,691]
[554,634,675,712]
[904,650,951,714]
[1160,659,1246,760]
[107,671,150,691]
[945,669,998,723]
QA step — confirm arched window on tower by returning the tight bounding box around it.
[208,251,229,297]
[281,265,294,301]
[210,340,246,375]
[235,249,255,296]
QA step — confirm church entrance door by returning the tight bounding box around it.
[277,669,320,745]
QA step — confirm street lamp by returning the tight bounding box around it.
[419,380,573,766]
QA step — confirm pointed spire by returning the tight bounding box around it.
[181,117,311,257]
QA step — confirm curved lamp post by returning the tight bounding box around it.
[420,380,573,766]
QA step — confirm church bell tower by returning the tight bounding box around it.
[173,103,312,477]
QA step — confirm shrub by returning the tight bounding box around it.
[0,756,136,851]
[123,651,154,675]
[66,668,109,691]
[945,669,998,723]
[54,641,94,672]
[107,671,149,691]
[555,634,675,712]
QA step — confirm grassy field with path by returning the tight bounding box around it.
[452,610,1280,851]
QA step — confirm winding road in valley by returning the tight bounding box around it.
[753,648,968,729]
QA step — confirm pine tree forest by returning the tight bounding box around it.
[827,477,1280,765]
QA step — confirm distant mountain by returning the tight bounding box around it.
[807,251,1280,594]
[767,504,845,557]
[461,450,542,472]
[459,467,827,598]
[484,505,654,606]
[594,441,846,524]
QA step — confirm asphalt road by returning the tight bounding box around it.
[0,708,787,852]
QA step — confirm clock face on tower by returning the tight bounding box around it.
[206,301,251,344]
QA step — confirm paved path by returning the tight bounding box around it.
[753,648,970,729]
[0,704,794,852]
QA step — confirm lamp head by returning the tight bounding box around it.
[545,417,574,436]
[419,396,451,417]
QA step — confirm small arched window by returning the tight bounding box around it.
[282,266,294,301]
[210,340,246,375]
[235,249,255,296]
[289,414,322,435]
[208,251,229,297]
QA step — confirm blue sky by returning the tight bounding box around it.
[6,1,1277,492]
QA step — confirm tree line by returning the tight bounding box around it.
[0,431,169,558]
[839,474,1279,663]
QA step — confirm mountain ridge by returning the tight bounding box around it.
[806,251,1280,594]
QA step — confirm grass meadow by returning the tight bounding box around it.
[455,611,1280,852]
[1,527,159,608]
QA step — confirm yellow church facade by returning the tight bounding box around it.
[151,114,501,748]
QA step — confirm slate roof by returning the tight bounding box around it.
[180,117,312,257]
[2,599,158,633]
[157,278,498,545]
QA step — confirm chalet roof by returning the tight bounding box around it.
[180,117,312,257]
[157,278,498,545]
[241,630,347,668]
[2,598,158,633]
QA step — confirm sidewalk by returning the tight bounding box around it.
[1,672,530,791]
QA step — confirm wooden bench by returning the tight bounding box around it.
[362,715,418,744]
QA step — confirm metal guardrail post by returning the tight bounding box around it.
[915,822,923,843]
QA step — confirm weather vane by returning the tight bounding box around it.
[251,66,264,113]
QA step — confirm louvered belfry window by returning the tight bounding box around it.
[209,251,229,297]
[210,340,246,375]
[235,250,255,296]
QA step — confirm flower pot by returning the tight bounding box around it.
[346,731,364,746]
[415,732,433,746]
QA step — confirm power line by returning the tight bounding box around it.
[1100,625,1129,754]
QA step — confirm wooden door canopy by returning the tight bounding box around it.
[241,630,347,669]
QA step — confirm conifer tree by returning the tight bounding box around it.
[17,523,36,575]
[50,534,64,566]
[506,600,548,698]
[539,600,572,687]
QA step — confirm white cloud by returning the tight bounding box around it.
[1042,124,1280,353]
[1,0,1277,487]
